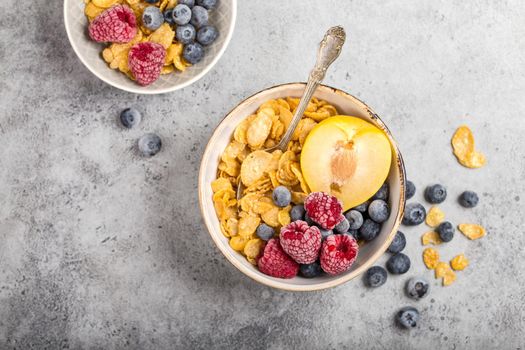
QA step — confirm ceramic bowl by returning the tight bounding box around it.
[64,0,237,94]
[199,83,406,291]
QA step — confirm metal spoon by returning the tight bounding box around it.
[237,26,346,200]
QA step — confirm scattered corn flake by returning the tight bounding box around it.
[458,223,486,240]
[442,269,457,286]
[450,254,469,271]
[421,231,443,246]
[434,262,451,278]
[426,206,445,227]
[423,248,440,269]
[451,125,486,169]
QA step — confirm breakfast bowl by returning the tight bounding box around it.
[199,83,406,291]
[64,0,237,94]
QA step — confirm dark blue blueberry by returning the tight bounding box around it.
[368,199,390,223]
[300,262,322,278]
[120,107,141,128]
[347,229,359,240]
[459,191,479,208]
[176,24,196,44]
[178,0,195,7]
[405,277,430,300]
[164,8,175,24]
[402,203,426,226]
[197,25,218,45]
[396,307,420,329]
[386,253,411,274]
[172,4,192,25]
[406,180,416,200]
[436,221,454,242]
[319,228,333,240]
[256,223,274,241]
[183,42,204,64]
[190,5,208,27]
[364,266,387,288]
[424,184,447,204]
[359,219,381,241]
[142,6,164,30]
[138,133,162,157]
[272,186,291,207]
[387,231,406,253]
[373,183,389,200]
[334,217,350,234]
[290,205,305,222]
[345,210,363,230]
[352,201,369,213]
[304,213,315,226]
[196,0,217,9]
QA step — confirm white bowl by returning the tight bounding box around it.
[199,83,407,291]
[64,0,237,94]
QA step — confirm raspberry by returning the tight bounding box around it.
[88,5,137,43]
[279,220,322,264]
[304,192,344,230]
[257,238,299,279]
[320,234,359,275]
[128,42,166,86]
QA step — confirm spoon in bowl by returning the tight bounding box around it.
[237,26,346,200]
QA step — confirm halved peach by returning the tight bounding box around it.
[301,116,392,211]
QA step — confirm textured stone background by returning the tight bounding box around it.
[1,0,524,349]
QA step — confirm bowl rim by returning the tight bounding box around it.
[63,0,238,95]
[198,82,406,291]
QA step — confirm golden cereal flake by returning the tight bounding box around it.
[246,108,274,149]
[244,238,265,259]
[451,125,486,169]
[240,150,273,186]
[421,231,443,246]
[458,223,486,240]
[426,206,445,227]
[423,248,440,269]
[434,261,451,278]
[450,254,469,271]
[442,269,457,286]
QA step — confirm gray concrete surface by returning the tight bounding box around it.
[1,0,524,349]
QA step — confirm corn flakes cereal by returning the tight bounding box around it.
[230,236,248,252]
[425,206,445,227]
[93,0,121,8]
[451,125,486,168]
[421,231,443,246]
[211,177,233,193]
[247,108,274,149]
[423,248,440,269]
[442,269,457,286]
[261,206,280,228]
[450,254,469,271]
[240,150,273,186]
[238,214,260,237]
[244,238,265,259]
[434,261,451,278]
[458,223,486,240]
[277,205,292,226]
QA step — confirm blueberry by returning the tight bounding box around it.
[178,0,195,7]
[183,42,205,64]
[172,4,192,25]
[120,108,141,128]
[359,219,381,241]
[196,0,217,9]
[290,205,305,222]
[352,201,369,213]
[424,184,447,204]
[396,307,420,329]
[387,231,406,253]
[368,199,390,223]
[459,191,479,208]
[406,180,416,200]
[142,6,164,30]
[176,24,196,44]
[405,277,430,300]
[197,25,218,45]
[345,210,364,230]
[138,133,162,157]
[164,8,175,24]
[300,262,322,278]
[319,228,333,240]
[436,221,454,242]
[334,217,350,234]
[145,0,158,3]
[256,223,274,241]
[364,266,387,287]
[373,183,389,200]
[402,203,426,226]
[347,229,359,240]
[386,253,411,274]
[305,213,315,226]
[190,5,208,27]
[272,186,291,207]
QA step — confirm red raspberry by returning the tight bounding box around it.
[320,234,359,275]
[258,238,299,279]
[88,5,137,43]
[279,220,322,264]
[304,192,344,230]
[128,42,166,86]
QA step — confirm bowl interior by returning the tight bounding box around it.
[199,83,406,291]
[64,0,236,94]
